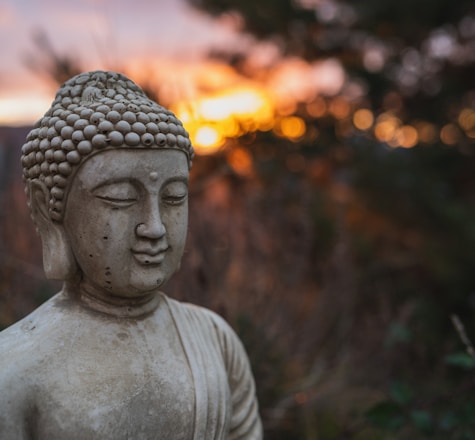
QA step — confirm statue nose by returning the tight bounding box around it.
[135,202,166,239]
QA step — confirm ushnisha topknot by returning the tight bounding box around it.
[21,70,194,222]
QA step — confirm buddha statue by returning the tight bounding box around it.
[0,71,262,439]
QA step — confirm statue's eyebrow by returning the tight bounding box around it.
[90,178,136,193]
[89,174,189,193]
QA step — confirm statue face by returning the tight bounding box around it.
[63,149,189,297]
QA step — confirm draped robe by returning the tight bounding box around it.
[0,291,262,439]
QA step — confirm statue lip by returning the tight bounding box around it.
[131,246,169,265]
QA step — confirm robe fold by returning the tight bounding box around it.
[166,297,262,439]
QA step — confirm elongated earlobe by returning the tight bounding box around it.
[29,180,78,280]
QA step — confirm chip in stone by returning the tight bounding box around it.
[142,133,154,146]
[98,120,114,133]
[148,113,160,123]
[155,133,167,146]
[90,112,105,124]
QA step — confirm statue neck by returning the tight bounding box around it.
[65,280,162,318]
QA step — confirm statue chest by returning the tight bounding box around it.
[29,321,212,439]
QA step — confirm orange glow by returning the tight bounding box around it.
[416,121,438,143]
[440,123,461,145]
[329,97,350,120]
[353,108,374,130]
[375,121,397,143]
[126,60,244,105]
[374,113,401,145]
[198,89,267,121]
[458,108,475,131]
[194,126,223,153]
[275,99,297,116]
[306,97,327,118]
[276,116,306,139]
[173,86,274,153]
[374,115,418,148]
[227,147,254,176]
[397,125,418,148]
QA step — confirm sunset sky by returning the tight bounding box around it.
[0,0,250,125]
[0,0,351,153]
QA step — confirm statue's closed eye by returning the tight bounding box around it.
[161,181,188,206]
[93,182,138,207]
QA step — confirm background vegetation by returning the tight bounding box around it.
[1,0,475,438]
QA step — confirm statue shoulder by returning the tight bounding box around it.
[0,293,68,372]
[166,298,241,350]
[0,300,59,438]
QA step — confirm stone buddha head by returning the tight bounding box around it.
[21,71,194,298]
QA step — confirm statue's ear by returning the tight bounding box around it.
[29,180,78,280]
